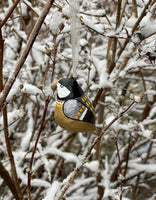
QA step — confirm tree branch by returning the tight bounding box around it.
[3,105,24,200]
[27,97,50,200]
[0,161,19,200]
[0,25,24,200]
[117,0,153,58]
[0,0,21,28]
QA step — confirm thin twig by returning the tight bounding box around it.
[0,25,4,92]
[132,0,138,18]
[114,136,123,200]
[27,97,50,200]
[0,0,21,28]
[86,101,136,159]
[92,88,103,108]
[132,132,155,199]
[0,27,24,200]
[51,35,57,83]
[3,106,24,200]
[0,161,19,200]
[120,0,128,21]
[123,133,131,177]
[116,0,122,29]
[117,0,153,58]
[107,37,117,74]
[95,90,105,200]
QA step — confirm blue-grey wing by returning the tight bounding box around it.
[63,99,95,124]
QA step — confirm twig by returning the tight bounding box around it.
[116,0,122,29]
[123,133,131,177]
[132,132,155,199]
[27,97,50,200]
[0,0,55,110]
[120,0,128,21]
[95,90,105,200]
[132,173,140,199]
[87,101,136,158]
[132,0,138,18]
[0,25,4,92]
[51,35,57,83]
[80,11,112,26]
[3,106,24,200]
[117,0,153,58]
[107,37,117,74]
[0,27,24,200]
[131,0,152,35]
[0,0,21,28]
[92,88,103,108]
[114,136,123,200]
[56,101,136,200]
[0,161,19,200]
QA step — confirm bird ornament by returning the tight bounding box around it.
[54,78,95,132]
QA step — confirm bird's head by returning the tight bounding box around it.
[56,78,84,100]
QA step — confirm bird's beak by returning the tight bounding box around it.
[56,79,59,84]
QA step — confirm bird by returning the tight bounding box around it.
[54,77,95,132]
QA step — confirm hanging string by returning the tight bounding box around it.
[70,0,80,78]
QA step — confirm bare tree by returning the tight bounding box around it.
[0,0,156,200]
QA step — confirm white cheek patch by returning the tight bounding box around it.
[57,83,70,98]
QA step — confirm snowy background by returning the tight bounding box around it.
[0,0,156,199]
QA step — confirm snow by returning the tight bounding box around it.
[84,160,99,172]
[102,157,111,198]
[21,103,34,151]
[48,12,65,35]
[66,177,96,196]
[31,179,51,188]
[20,2,28,16]
[130,94,142,102]
[43,181,61,200]
[6,79,21,101]
[37,143,52,181]
[139,122,152,139]
[140,18,156,37]
[128,163,156,173]
[80,38,88,46]
[21,83,43,96]
[45,147,79,163]
[62,6,70,17]
[80,15,104,34]
[147,105,156,119]
[32,47,45,67]
[91,58,113,89]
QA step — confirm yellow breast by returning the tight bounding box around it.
[54,100,95,132]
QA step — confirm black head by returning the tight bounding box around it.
[57,77,84,100]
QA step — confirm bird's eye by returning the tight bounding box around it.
[60,84,64,88]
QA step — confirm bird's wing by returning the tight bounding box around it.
[63,98,95,123]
